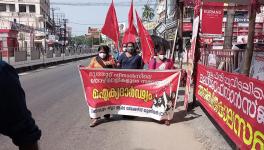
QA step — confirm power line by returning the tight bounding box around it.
[50,2,165,7]
[69,19,128,26]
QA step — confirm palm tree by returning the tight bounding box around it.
[142,5,155,22]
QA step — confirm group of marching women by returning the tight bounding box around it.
[88,41,175,127]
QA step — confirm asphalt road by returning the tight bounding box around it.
[0,58,232,150]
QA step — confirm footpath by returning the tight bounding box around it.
[2,53,97,73]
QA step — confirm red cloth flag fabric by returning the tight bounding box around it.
[249,0,261,16]
[194,0,201,16]
[135,11,154,64]
[101,0,120,48]
[122,0,138,44]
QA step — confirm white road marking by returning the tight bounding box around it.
[35,69,45,72]
[48,66,57,69]
[19,72,29,76]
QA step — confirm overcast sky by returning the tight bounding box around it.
[50,0,152,36]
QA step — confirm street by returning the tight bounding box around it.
[0,58,232,150]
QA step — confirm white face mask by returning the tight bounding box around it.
[99,53,107,59]
[122,47,127,52]
[158,55,165,60]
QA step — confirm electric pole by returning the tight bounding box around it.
[63,19,68,54]
[164,0,168,39]
[51,7,60,35]
[178,0,184,68]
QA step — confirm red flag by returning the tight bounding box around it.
[101,0,120,48]
[122,0,137,44]
[135,11,154,64]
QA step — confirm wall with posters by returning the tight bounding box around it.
[196,64,264,150]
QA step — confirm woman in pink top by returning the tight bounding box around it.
[148,48,175,70]
[148,47,175,126]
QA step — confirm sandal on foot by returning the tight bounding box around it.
[104,114,111,120]
[165,120,170,126]
[90,118,99,127]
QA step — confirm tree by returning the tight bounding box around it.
[72,36,92,47]
[223,4,235,49]
[142,5,155,22]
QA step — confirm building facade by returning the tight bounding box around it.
[0,0,53,55]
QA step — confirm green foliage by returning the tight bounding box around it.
[72,35,102,46]
[142,5,155,22]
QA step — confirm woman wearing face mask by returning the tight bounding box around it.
[117,42,143,69]
[87,45,116,127]
[122,43,127,52]
[88,45,116,69]
[148,45,175,126]
[148,46,175,70]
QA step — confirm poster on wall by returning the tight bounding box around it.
[201,2,224,35]
[250,52,264,81]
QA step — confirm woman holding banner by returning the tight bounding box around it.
[148,45,175,126]
[87,45,116,127]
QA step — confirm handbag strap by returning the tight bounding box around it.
[96,56,107,68]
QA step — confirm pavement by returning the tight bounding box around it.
[0,58,234,150]
[1,53,97,71]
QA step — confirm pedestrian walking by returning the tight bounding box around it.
[0,60,41,150]
[87,45,116,127]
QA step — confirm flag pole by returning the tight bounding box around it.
[171,20,180,60]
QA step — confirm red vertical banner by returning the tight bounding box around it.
[201,2,224,34]
[184,16,199,110]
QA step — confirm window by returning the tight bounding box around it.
[0,3,6,12]
[19,4,26,12]
[9,4,15,12]
[29,5,35,13]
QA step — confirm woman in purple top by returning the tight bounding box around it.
[117,42,143,69]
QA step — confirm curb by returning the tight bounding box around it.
[16,54,97,73]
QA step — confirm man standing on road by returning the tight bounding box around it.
[0,60,41,150]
